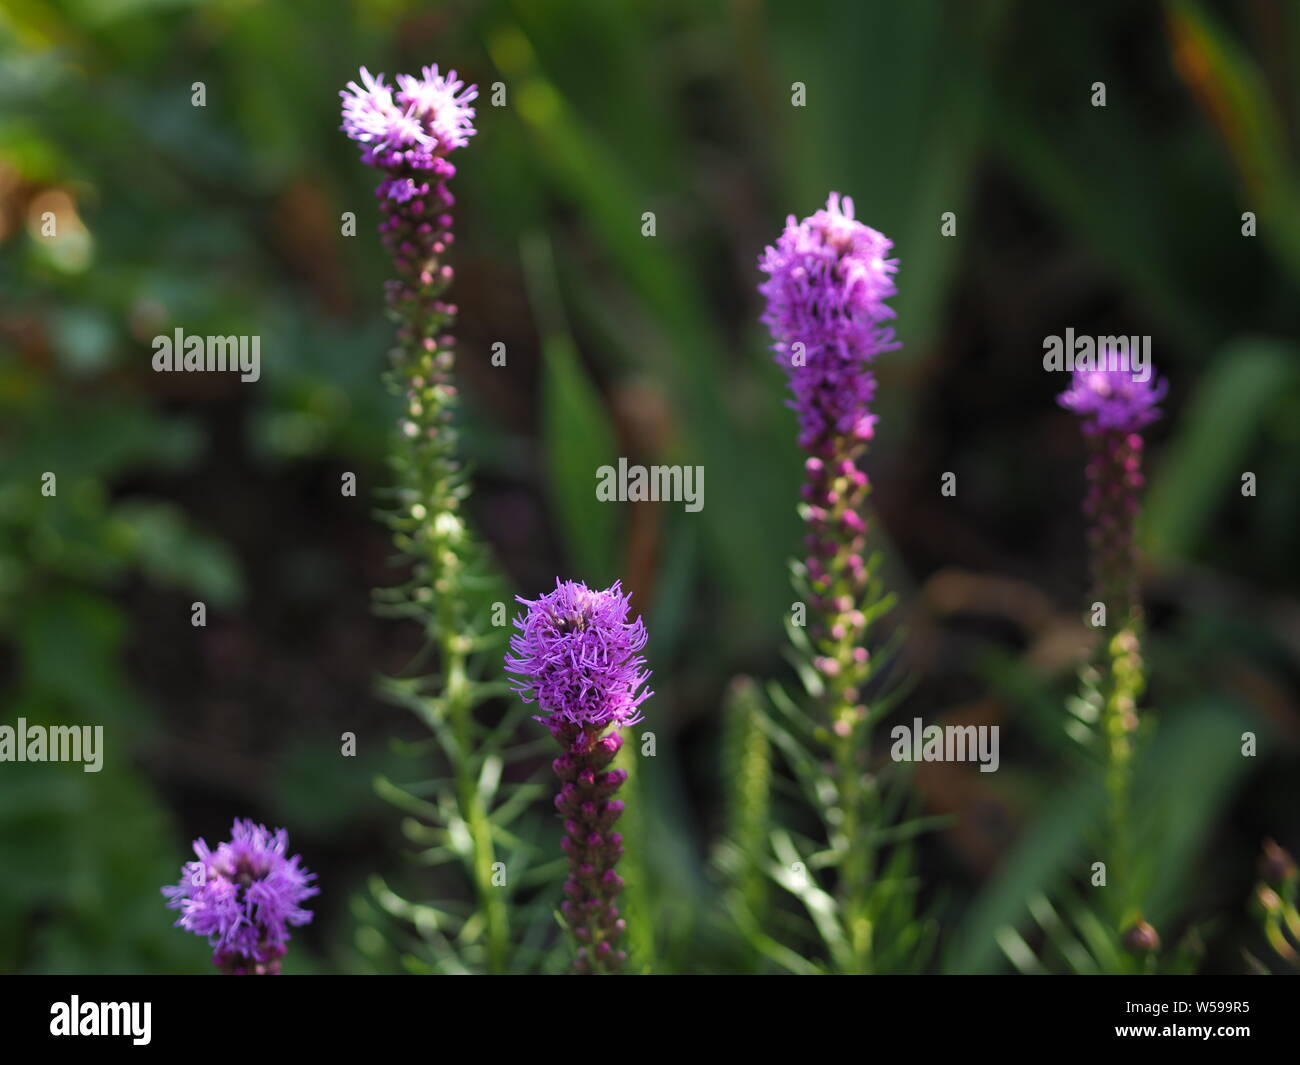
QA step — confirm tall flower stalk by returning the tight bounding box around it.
[506,579,652,973]
[756,193,909,972]
[1058,362,1166,943]
[161,819,317,974]
[341,66,509,971]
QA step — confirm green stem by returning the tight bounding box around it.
[444,630,509,973]
[394,306,508,973]
[807,441,882,973]
[1102,622,1143,935]
[614,734,655,972]
[834,719,873,973]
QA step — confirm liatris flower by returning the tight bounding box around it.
[339,67,478,573]
[161,819,317,975]
[342,65,513,973]
[341,65,476,200]
[506,579,652,973]
[758,192,898,451]
[1059,360,1165,947]
[1058,363,1167,624]
[757,195,904,971]
[758,193,899,736]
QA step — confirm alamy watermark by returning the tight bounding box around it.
[890,717,999,773]
[0,718,103,772]
[152,328,261,382]
[596,458,704,513]
[1043,329,1151,382]
[50,997,150,1045]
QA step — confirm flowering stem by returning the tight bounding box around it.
[1060,365,1165,949]
[1102,625,1144,928]
[506,579,650,974]
[553,725,629,973]
[1083,429,1148,932]
[758,194,900,973]
[382,196,508,972]
[446,627,510,973]
[341,64,513,973]
[806,442,882,970]
[1084,431,1143,622]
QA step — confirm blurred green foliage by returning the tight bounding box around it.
[1,0,1298,973]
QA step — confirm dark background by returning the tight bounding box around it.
[1,0,1297,973]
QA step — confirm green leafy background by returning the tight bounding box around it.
[1,0,1296,973]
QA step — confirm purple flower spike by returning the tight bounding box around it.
[162,819,317,975]
[759,194,899,726]
[341,64,474,207]
[758,192,899,451]
[1058,364,1167,436]
[1058,359,1166,622]
[341,65,476,177]
[507,579,651,973]
[340,62,476,491]
[506,579,652,735]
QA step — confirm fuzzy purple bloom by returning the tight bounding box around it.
[759,194,900,725]
[341,65,476,179]
[339,64,474,497]
[758,192,899,451]
[1059,362,1165,926]
[1058,364,1167,436]
[1058,361,1166,622]
[161,819,317,975]
[506,579,653,735]
[507,579,651,973]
